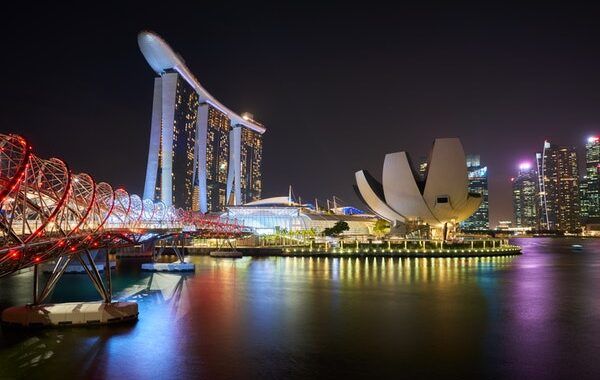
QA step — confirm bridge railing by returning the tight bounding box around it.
[0,133,251,278]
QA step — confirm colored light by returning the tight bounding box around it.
[588,136,599,143]
[518,161,532,170]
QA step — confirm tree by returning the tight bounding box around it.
[372,219,390,238]
[323,221,350,236]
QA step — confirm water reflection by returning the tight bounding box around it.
[0,239,599,379]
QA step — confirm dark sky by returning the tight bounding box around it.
[2,2,600,226]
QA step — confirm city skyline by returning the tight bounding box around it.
[3,4,600,227]
[4,4,600,379]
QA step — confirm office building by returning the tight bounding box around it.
[460,155,489,230]
[512,162,538,228]
[580,136,599,222]
[539,141,580,231]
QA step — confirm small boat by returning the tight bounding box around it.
[571,244,583,251]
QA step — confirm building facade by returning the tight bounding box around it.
[144,72,200,210]
[138,31,265,213]
[512,163,538,228]
[203,105,231,211]
[239,124,263,204]
[460,155,489,230]
[535,152,549,228]
[222,197,376,236]
[580,136,599,222]
[539,141,580,231]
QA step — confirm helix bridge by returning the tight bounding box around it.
[0,133,251,307]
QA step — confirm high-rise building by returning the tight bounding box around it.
[580,136,599,222]
[539,141,580,231]
[512,162,538,228]
[202,105,231,211]
[143,71,200,210]
[239,121,263,204]
[417,156,428,182]
[138,31,266,212]
[535,151,549,229]
[460,155,489,230]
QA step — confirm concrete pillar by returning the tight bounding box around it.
[143,77,162,201]
[226,126,242,205]
[196,104,209,213]
[159,73,178,207]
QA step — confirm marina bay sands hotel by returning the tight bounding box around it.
[138,31,265,213]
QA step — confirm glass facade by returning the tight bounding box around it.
[512,165,538,228]
[206,106,231,212]
[225,207,309,235]
[580,137,599,222]
[541,142,580,231]
[460,155,489,230]
[535,152,549,228]
[153,72,199,209]
[223,206,375,235]
[417,156,428,182]
[240,127,263,204]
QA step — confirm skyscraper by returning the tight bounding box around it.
[143,72,200,210]
[580,136,599,222]
[512,162,538,228]
[238,120,263,204]
[535,151,549,229]
[539,141,580,231]
[460,155,489,230]
[138,31,265,213]
[201,105,231,211]
[417,156,428,182]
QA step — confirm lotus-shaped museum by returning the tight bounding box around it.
[355,138,482,229]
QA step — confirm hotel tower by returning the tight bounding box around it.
[138,31,265,213]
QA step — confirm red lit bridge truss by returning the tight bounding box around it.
[0,133,251,279]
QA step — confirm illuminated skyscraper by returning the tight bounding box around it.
[512,162,538,228]
[535,151,549,228]
[142,71,200,209]
[460,155,489,230]
[417,156,428,181]
[238,119,263,204]
[139,31,265,212]
[200,105,231,211]
[539,141,580,231]
[580,136,599,222]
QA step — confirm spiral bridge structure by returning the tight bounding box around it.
[0,133,250,279]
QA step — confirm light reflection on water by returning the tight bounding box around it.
[1,238,599,379]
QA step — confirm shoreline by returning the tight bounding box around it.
[179,245,522,259]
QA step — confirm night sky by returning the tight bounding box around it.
[2,2,600,226]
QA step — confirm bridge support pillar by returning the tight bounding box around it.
[2,251,137,328]
[142,235,195,272]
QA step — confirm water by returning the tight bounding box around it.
[0,238,599,379]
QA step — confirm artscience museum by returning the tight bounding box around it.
[355,138,482,238]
